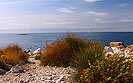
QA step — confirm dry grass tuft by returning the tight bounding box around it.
[41,33,89,67]
[0,45,29,66]
[41,40,72,66]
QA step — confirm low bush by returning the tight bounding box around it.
[80,54,132,83]
[0,45,29,66]
[41,33,87,67]
[41,40,72,66]
[70,40,104,80]
[70,40,104,69]
[65,33,87,53]
[35,54,41,60]
[0,61,5,69]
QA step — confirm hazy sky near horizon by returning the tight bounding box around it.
[0,0,133,33]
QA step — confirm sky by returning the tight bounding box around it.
[0,0,133,33]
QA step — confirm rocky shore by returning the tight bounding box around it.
[105,42,133,77]
[0,55,76,83]
[105,42,133,58]
[0,42,132,83]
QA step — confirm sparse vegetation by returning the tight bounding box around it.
[35,54,41,60]
[0,61,5,69]
[40,33,132,82]
[0,45,29,66]
[41,33,88,67]
[41,33,104,66]
[80,54,132,83]
[70,40,105,80]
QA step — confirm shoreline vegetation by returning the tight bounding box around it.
[0,33,132,83]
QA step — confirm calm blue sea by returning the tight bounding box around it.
[0,32,132,51]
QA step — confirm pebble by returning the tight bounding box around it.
[15,73,19,76]
[19,80,24,83]
[0,55,76,83]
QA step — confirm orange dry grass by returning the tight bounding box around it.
[41,40,72,66]
[0,45,29,65]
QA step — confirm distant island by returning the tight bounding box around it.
[19,34,28,35]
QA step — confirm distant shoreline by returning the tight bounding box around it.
[0,32,133,34]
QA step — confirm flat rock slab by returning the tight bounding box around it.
[110,42,124,47]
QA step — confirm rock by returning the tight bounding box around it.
[24,70,27,72]
[26,72,30,74]
[110,42,124,47]
[105,42,133,60]
[15,73,20,76]
[4,64,12,71]
[126,45,133,52]
[33,74,37,77]
[28,52,33,56]
[28,73,32,76]
[105,52,114,57]
[48,77,52,80]
[0,56,76,83]
[120,48,125,51]
[19,80,24,83]
[8,65,24,73]
[61,81,66,83]
[119,52,125,56]
[111,47,121,54]
[6,78,10,81]
[25,79,29,82]
[13,78,17,81]
[0,69,6,75]
[28,76,35,81]
[33,48,41,55]
[56,75,64,83]
[117,46,125,49]
[33,67,36,69]
[105,46,114,53]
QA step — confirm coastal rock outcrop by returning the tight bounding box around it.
[0,53,76,83]
[105,42,133,77]
[105,42,133,58]
[110,42,125,48]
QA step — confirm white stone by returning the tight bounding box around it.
[105,46,114,53]
[0,69,5,74]
[8,65,24,73]
[105,52,114,57]
[33,48,41,55]
[111,47,121,54]
[28,52,33,56]
[56,75,64,83]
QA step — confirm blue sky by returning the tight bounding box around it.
[0,0,133,33]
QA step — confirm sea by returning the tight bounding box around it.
[0,32,133,51]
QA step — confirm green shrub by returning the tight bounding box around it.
[65,33,87,53]
[0,61,5,69]
[35,54,41,60]
[80,54,132,83]
[70,40,104,80]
